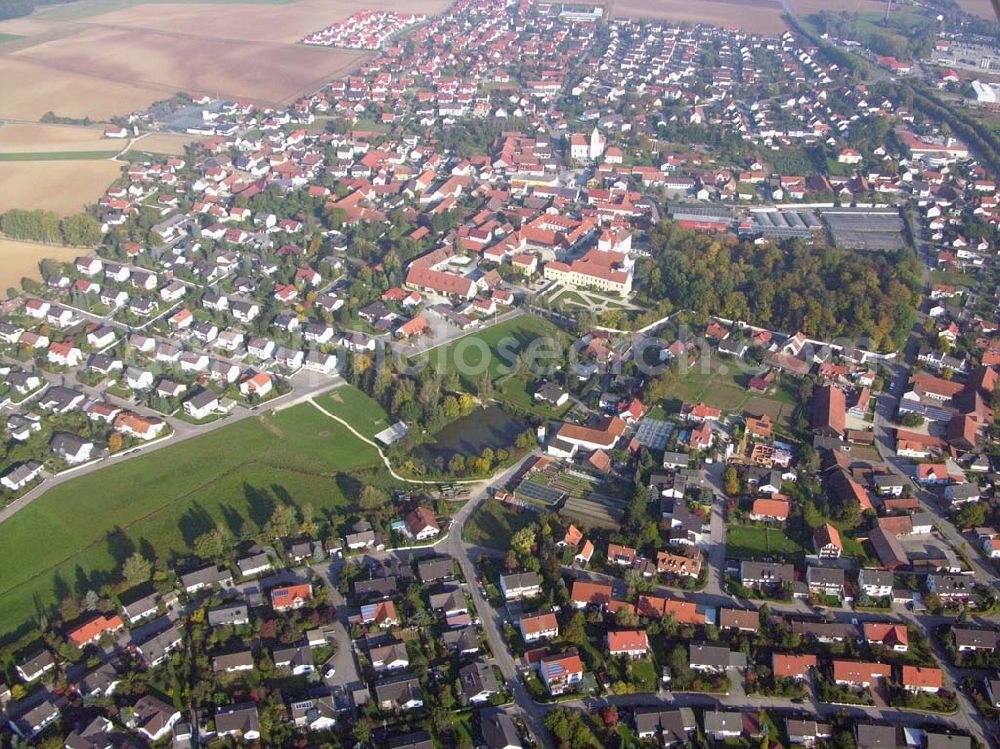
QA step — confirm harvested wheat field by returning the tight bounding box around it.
[611,0,788,32]
[0,123,118,154]
[0,160,122,215]
[0,238,81,290]
[0,17,60,35]
[788,0,890,13]
[0,57,163,120]
[130,132,203,155]
[90,0,450,45]
[13,26,366,105]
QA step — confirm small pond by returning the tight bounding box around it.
[414,406,528,466]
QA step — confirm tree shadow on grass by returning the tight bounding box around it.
[74,563,112,598]
[51,571,70,612]
[334,473,364,512]
[178,502,215,548]
[219,503,245,539]
[106,526,136,566]
[138,538,157,566]
[244,483,275,532]
[270,484,297,511]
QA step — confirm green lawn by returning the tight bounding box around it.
[0,403,383,639]
[726,525,806,563]
[628,657,660,693]
[497,375,572,419]
[551,289,589,307]
[0,33,25,43]
[462,498,537,549]
[0,151,118,161]
[421,314,565,387]
[654,360,795,426]
[929,269,977,288]
[321,384,390,440]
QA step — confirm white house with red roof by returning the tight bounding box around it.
[607,630,649,659]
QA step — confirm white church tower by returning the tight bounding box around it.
[588,126,605,160]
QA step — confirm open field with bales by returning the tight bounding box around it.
[0,238,82,290]
[0,159,123,215]
[0,403,386,639]
[610,0,789,32]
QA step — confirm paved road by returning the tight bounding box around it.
[440,456,558,749]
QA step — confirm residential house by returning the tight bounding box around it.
[806,566,845,597]
[832,660,891,688]
[740,561,794,592]
[500,572,541,601]
[864,623,909,652]
[814,524,843,558]
[772,653,817,680]
[375,675,424,711]
[520,612,559,643]
[273,645,314,676]
[689,643,732,673]
[481,711,522,749]
[207,604,249,628]
[458,661,499,703]
[539,652,584,695]
[608,630,649,659]
[859,569,894,598]
[404,507,440,540]
[215,704,261,741]
[902,665,943,694]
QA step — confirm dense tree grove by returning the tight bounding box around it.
[0,0,73,21]
[0,208,102,246]
[637,223,921,351]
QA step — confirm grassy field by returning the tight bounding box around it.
[497,375,572,419]
[0,33,25,43]
[462,498,537,549]
[0,403,384,639]
[655,360,796,426]
[726,524,806,563]
[421,314,565,387]
[321,384,391,440]
[930,269,977,288]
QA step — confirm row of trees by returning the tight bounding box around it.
[1,208,102,247]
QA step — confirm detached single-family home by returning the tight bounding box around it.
[520,612,559,643]
[608,630,649,659]
[499,572,541,601]
[538,652,584,695]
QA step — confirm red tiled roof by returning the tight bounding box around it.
[271,583,312,609]
[608,630,648,653]
[772,653,817,678]
[68,614,123,646]
[902,665,942,690]
[832,660,891,684]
